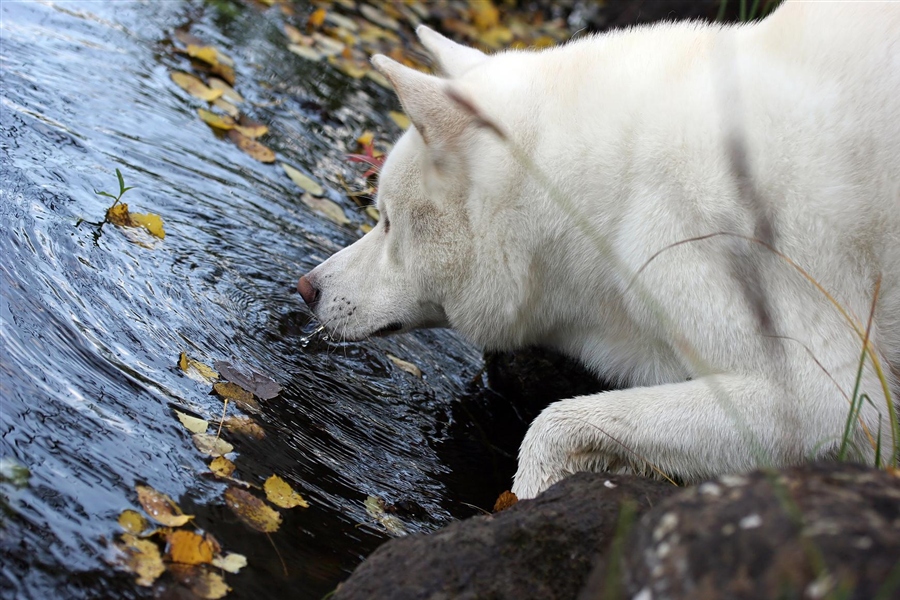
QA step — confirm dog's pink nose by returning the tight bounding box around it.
[297,275,320,309]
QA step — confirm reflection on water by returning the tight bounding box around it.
[0,1,532,597]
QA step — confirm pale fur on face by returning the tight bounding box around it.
[301,3,900,499]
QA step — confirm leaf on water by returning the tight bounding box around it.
[387,354,422,378]
[118,533,166,586]
[224,487,282,533]
[192,433,234,457]
[215,362,282,400]
[118,509,149,535]
[227,129,276,163]
[388,111,411,130]
[302,193,350,226]
[282,163,324,196]
[234,116,268,139]
[198,108,236,130]
[493,490,518,513]
[223,416,266,440]
[135,484,194,527]
[364,496,407,536]
[208,77,244,104]
[287,43,323,62]
[129,211,165,239]
[169,564,231,599]
[359,223,373,234]
[209,456,236,477]
[186,44,220,67]
[308,7,327,28]
[328,55,369,79]
[325,11,359,32]
[213,382,260,413]
[356,131,375,147]
[359,4,400,31]
[179,352,219,384]
[312,32,345,56]
[213,98,240,118]
[167,529,215,565]
[212,63,236,86]
[264,475,309,509]
[106,203,132,227]
[175,410,209,434]
[283,23,307,45]
[171,72,223,102]
[212,552,247,574]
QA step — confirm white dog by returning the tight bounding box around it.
[298,2,900,499]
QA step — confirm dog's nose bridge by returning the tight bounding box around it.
[297,275,321,309]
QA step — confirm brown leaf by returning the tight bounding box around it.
[223,416,266,440]
[167,530,215,565]
[213,382,260,414]
[169,564,231,599]
[387,354,422,378]
[224,487,282,533]
[215,362,282,400]
[227,129,276,163]
[135,485,193,527]
[493,490,518,513]
[118,533,166,586]
[264,474,309,509]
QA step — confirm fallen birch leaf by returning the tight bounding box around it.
[264,474,309,509]
[179,352,218,384]
[212,98,240,118]
[167,530,215,565]
[234,116,268,139]
[186,44,220,67]
[223,416,266,439]
[302,193,350,225]
[209,456,236,477]
[388,111,411,129]
[118,509,149,535]
[136,485,193,527]
[170,564,231,599]
[192,433,234,457]
[224,487,282,533]
[118,533,166,586]
[198,108,236,130]
[282,163,324,196]
[212,552,247,574]
[171,72,223,102]
[228,129,276,163]
[175,410,209,434]
[387,354,422,378]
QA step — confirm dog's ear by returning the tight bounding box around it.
[371,55,466,145]
[416,25,486,78]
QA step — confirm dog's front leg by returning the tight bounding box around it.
[511,374,805,498]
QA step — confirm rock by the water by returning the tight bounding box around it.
[333,473,675,600]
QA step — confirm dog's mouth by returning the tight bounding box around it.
[372,321,404,337]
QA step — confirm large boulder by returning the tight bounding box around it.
[333,472,675,600]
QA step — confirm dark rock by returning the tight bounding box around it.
[333,472,676,600]
[581,462,900,600]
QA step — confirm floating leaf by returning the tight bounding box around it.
[129,211,165,239]
[227,129,276,163]
[387,354,422,378]
[215,362,282,400]
[179,352,218,384]
[198,108,236,130]
[213,98,240,118]
[287,43,323,62]
[223,416,266,440]
[365,206,380,221]
[328,55,369,79]
[302,193,350,226]
[308,7,326,28]
[186,44,220,67]
[171,72,223,102]
[359,223,373,234]
[105,203,131,227]
[208,77,244,104]
[167,530,215,565]
[118,533,166,586]
[209,456,236,477]
[212,552,247,574]
[234,116,268,139]
[192,433,234,457]
[224,487,282,533]
[312,32,344,56]
[364,496,407,536]
[325,11,358,32]
[360,4,400,30]
[356,131,375,147]
[170,564,231,599]
[388,111,411,129]
[212,63,236,86]
[213,382,260,413]
[282,163,324,196]
[175,410,209,434]
[264,475,309,509]
[135,485,194,527]
[118,509,149,535]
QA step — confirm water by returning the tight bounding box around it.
[0,2,538,597]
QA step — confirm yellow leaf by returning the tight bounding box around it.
[106,203,132,227]
[118,533,166,586]
[223,416,266,439]
[365,69,391,89]
[167,530,215,565]
[264,474,309,509]
[359,4,400,31]
[233,118,268,139]
[302,193,350,226]
[170,564,231,599]
[282,163,324,196]
[308,7,326,28]
[389,111,411,130]
[135,485,193,527]
[328,55,369,79]
[130,211,165,239]
[197,108,235,130]
[171,72,223,102]
[212,552,247,574]
[208,78,244,104]
[224,487,282,533]
[118,509,149,535]
[227,130,276,163]
[186,44,219,67]
[365,205,380,221]
[213,382,254,405]
[212,98,240,118]
[356,131,374,147]
[359,223,373,234]
[471,1,500,31]
[209,456,236,477]
[212,63,236,85]
[175,410,209,434]
[178,352,219,384]
[387,354,422,378]
[192,433,234,457]
[287,43,323,62]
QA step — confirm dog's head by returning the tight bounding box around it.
[298,27,542,349]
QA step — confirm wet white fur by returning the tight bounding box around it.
[303,2,900,498]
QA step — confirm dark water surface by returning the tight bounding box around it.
[0,2,528,597]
